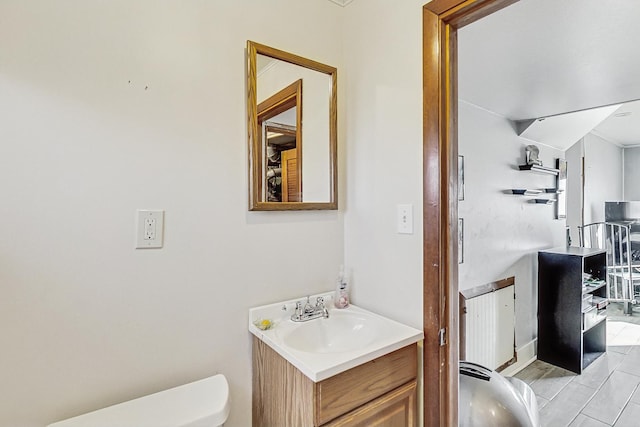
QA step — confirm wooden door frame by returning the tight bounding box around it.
[422,1,519,425]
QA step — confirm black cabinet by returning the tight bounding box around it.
[538,247,607,374]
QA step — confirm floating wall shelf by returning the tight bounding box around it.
[510,189,541,195]
[531,199,555,205]
[518,164,560,175]
[509,189,562,195]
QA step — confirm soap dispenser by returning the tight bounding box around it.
[334,266,350,309]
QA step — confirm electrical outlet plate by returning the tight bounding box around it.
[136,210,164,249]
[397,204,413,234]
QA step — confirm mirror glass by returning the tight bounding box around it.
[247,41,337,210]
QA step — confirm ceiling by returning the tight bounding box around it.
[592,100,640,147]
[516,103,621,151]
[458,0,640,147]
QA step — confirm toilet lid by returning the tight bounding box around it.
[47,374,230,427]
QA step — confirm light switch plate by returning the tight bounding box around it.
[397,204,413,234]
[136,210,164,249]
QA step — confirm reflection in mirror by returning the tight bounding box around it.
[265,121,299,202]
[258,79,302,202]
[247,41,337,210]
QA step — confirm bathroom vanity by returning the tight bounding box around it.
[253,337,416,426]
[249,294,423,427]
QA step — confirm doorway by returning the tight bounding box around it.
[422,1,519,425]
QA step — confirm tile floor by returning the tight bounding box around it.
[514,303,640,426]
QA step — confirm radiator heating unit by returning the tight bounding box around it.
[460,277,516,372]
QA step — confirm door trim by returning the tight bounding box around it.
[422,1,519,425]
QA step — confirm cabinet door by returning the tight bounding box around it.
[323,381,416,427]
[281,148,300,202]
[316,345,417,425]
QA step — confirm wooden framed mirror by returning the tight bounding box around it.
[247,41,337,211]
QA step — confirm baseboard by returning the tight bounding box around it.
[500,339,537,377]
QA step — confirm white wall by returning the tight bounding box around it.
[624,147,640,201]
[342,0,425,329]
[583,133,623,223]
[0,2,344,426]
[457,101,566,350]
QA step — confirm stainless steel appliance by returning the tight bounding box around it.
[459,361,539,427]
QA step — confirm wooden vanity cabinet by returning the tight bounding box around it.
[252,337,418,427]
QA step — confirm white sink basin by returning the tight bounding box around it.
[249,292,423,382]
[278,310,381,353]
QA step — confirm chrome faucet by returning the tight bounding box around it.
[291,296,330,322]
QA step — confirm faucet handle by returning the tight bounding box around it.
[315,296,325,306]
[292,301,304,319]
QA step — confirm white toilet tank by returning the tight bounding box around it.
[47,374,230,427]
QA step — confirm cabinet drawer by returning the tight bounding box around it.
[323,380,417,427]
[315,344,417,426]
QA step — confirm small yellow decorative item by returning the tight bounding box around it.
[254,319,273,330]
